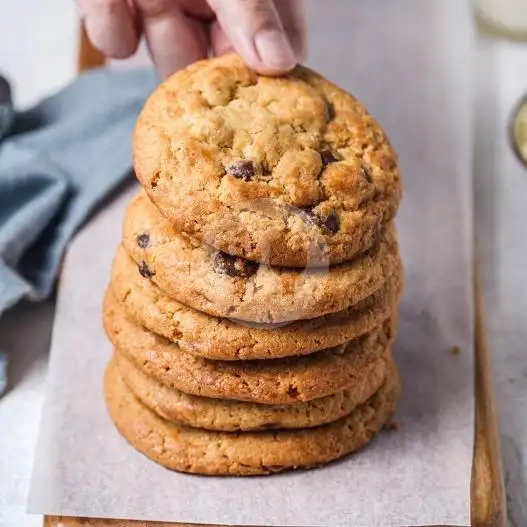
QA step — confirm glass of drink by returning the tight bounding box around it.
[475,0,527,42]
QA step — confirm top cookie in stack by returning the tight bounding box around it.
[133,54,402,268]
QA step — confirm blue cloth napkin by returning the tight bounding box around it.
[0,68,158,394]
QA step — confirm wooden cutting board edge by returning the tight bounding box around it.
[471,270,507,527]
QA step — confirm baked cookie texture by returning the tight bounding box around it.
[133,54,402,267]
[122,192,401,323]
[103,290,395,405]
[110,244,403,360]
[115,351,392,432]
[105,358,400,476]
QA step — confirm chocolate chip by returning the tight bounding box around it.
[136,233,150,248]
[299,205,340,234]
[325,101,335,122]
[287,385,299,398]
[361,165,373,183]
[138,261,154,278]
[226,161,255,181]
[320,149,337,167]
[322,211,340,234]
[213,252,258,278]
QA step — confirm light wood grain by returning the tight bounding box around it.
[471,272,507,527]
[77,23,106,72]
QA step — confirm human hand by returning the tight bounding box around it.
[77,0,306,78]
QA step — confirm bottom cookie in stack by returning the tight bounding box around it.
[104,353,400,476]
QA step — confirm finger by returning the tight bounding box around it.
[77,0,140,59]
[273,0,306,62]
[210,19,234,57]
[135,0,208,78]
[207,0,297,75]
[179,0,215,20]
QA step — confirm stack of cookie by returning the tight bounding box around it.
[102,54,404,476]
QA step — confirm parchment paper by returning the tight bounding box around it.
[27,1,475,525]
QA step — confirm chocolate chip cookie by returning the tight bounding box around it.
[133,54,402,267]
[110,244,403,360]
[121,192,401,323]
[105,356,400,475]
[115,351,393,432]
[103,290,396,404]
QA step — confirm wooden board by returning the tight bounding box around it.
[77,24,106,72]
[471,271,507,527]
[42,29,507,527]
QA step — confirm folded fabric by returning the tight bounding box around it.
[0,67,158,394]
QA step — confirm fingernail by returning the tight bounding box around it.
[254,29,297,70]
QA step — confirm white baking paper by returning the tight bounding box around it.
[27,0,475,525]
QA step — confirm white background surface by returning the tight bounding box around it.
[0,0,526,526]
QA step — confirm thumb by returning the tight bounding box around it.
[207,0,298,75]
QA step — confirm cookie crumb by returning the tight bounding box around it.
[386,420,400,431]
[450,345,461,356]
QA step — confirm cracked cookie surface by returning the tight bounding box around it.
[111,244,403,360]
[115,351,393,432]
[133,54,402,267]
[103,291,396,404]
[121,192,401,323]
[104,356,400,475]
